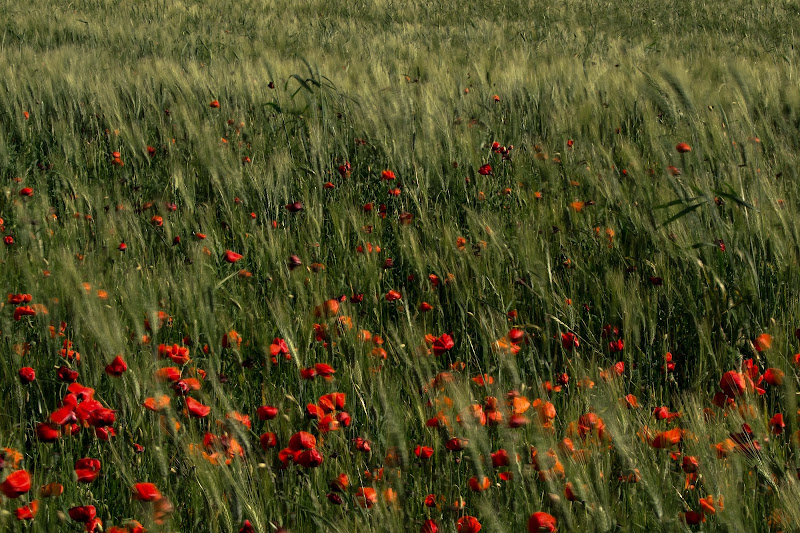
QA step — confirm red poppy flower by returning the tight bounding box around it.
[143,395,171,412]
[491,449,510,467]
[36,423,60,442]
[355,487,378,508]
[288,431,316,451]
[478,164,492,175]
[87,408,116,427]
[0,470,31,499]
[682,456,699,473]
[432,333,454,355]
[468,476,491,492]
[381,170,396,181]
[445,437,468,451]
[224,250,243,263]
[133,482,162,502]
[719,371,747,397]
[385,290,402,301]
[285,201,303,212]
[57,366,79,382]
[69,505,97,523]
[650,428,683,448]
[260,432,278,449]
[185,397,211,418]
[419,302,433,312]
[38,482,63,498]
[770,413,785,435]
[300,367,318,380]
[415,445,434,460]
[763,368,784,386]
[18,367,35,384]
[75,458,102,483]
[421,519,439,533]
[319,392,345,412]
[257,405,278,420]
[561,332,579,350]
[209,100,220,108]
[315,363,335,378]
[15,500,38,520]
[19,187,33,196]
[336,411,351,427]
[13,306,36,320]
[49,404,76,426]
[4,236,14,246]
[105,355,128,376]
[306,403,323,419]
[295,448,323,468]
[528,512,558,532]
[457,516,482,533]
[681,511,705,525]
[675,142,692,153]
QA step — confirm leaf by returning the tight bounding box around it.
[714,190,756,209]
[660,202,705,227]
[654,196,702,210]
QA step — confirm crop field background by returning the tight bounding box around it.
[1,0,800,531]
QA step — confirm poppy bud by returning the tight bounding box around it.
[18,367,35,384]
[257,405,278,420]
[224,250,243,263]
[260,432,278,449]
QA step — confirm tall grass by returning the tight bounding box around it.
[0,0,799,531]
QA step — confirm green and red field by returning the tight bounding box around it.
[1,0,800,531]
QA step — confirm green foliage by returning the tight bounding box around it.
[0,0,799,531]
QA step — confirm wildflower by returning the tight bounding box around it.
[355,487,378,508]
[385,290,402,301]
[75,458,102,483]
[432,333,454,355]
[457,516,482,533]
[224,250,243,263]
[18,367,35,384]
[528,512,557,532]
[132,483,162,502]
[14,500,38,520]
[0,470,31,498]
[675,142,692,153]
[105,355,128,376]
[185,397,211,418]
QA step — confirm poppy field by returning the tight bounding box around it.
[2,0,800,531]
